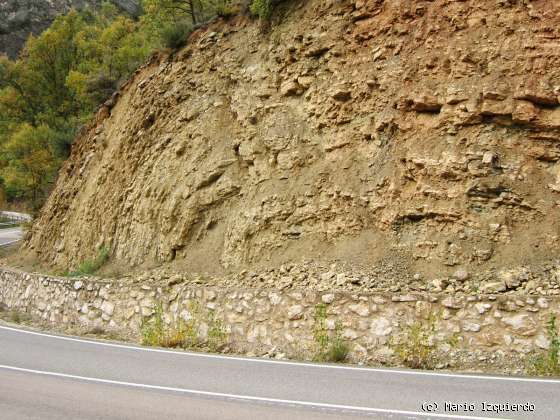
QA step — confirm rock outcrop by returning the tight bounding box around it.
[0,0,140,58]
[24,0,560,292]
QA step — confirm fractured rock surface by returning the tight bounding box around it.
[24,0,560,292]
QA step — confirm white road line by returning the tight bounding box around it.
[1,325,559,384]
[0,364,509,420]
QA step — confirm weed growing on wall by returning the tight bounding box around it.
[392,312,439,369]
[207,311,228,352]
[312,303,350,362]
[140,300,228,351]
[527,314,560,377]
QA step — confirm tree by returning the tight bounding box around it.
[1,0,245,209]
[0,3,154,209]
[0,124,61,208]
[143,0,200,26]
[141,0,234,31]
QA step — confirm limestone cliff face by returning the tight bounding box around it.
[0,0,140,58]
[25,0,560,288]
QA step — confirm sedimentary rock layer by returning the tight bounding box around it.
[25,0,560,288]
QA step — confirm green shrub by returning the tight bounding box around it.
[141,300,228,351]
[141,302,166,346]
[312,303,350,363]
[161,21,192,50]
[527,315,560,377]
[4,309,31,324]
[325,322,350,362]
[250,0,273,20]
[186,301,201,343]
[214,0,238,18]
[69,246,110,277]
[392,313,438,369]
[10,311,21,324]
[88,326,107,336]
[207,312,228,351]
[84,72,118,104]
[141,302,190,348]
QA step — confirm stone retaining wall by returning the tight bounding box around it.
[1,267,558,366]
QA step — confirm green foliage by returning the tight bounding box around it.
[68,246,110,277]
[527,315,560,377]
[312,303,350,363]
[184,300,201,345]
[326,322,350,362]
[141,302,194,348]
[250,0,273,20]
[142,0,198,28]
[142,0,236,26]
[0,124,63,208]
[141,0,237,47]
[0,3,153,208]
[214,0,238,18]
[141,300,228,351]
[141,302,168,346]
[207,311,228,351]
[1,0,241,208]
[161,21,193,50]
[392,313,438,369]
[313,303,329,355]
[0,309,32,324]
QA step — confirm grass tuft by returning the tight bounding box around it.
[527,314,560,377]
[67,246,110,277]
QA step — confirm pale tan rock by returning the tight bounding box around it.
[280,81,302,97]
[441,297,463,309]
[331,89,352,102]
[412,94,441,113]
[512,100,539,124]
[321,294,335,304]
[480,99,513,116]
[349,303,370,317]
[297,76,314,89]
[287,305,304,320]
[501,314,537,337]
[480,282,507,294]
[514,87,558,107]
[370,317,392,337]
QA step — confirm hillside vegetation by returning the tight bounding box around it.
[0,0,261,210]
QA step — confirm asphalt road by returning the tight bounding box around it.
[0,325,558,419]
[0,227,22,247]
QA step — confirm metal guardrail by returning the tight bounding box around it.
[0,211,31,248]
[0,211,32,223]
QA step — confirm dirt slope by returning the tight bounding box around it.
[23,0,560,294]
